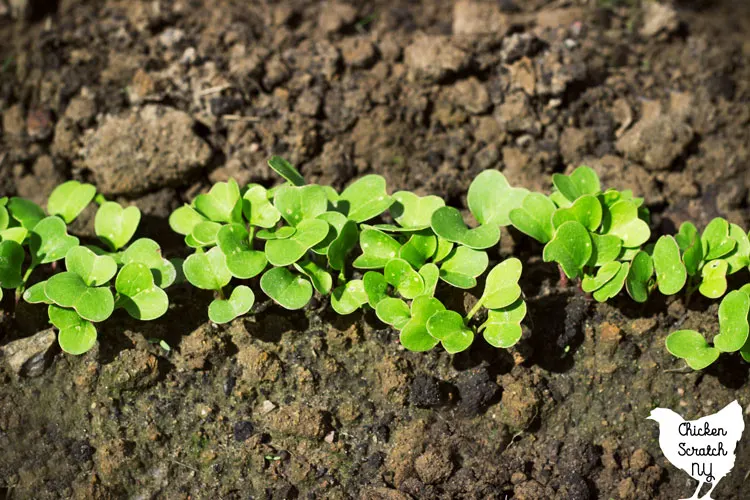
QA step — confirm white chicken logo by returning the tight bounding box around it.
[647,400,744,499]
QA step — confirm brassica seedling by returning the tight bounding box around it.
[509,193,556,244]
[653,235,687,295]
[208,285,254,324]
[384,258,424,299]
[542,220,592,279]
[260,267,312,310]
[467,170,528,227]
[438,246,488,289]
[399,296,445,351]
[479,298,527,348]
[390,191,444,229]
[353,229,401,269]
[375,297,411,329]
[47,180,96,223]
[95,201,141,251]
[331,279,368,315]
[338,175,393,223]
[426,310,474,354]
[430,206,499,250]
[551,166,600,204]
[665,330,719,370]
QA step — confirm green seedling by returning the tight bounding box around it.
[390,191,445,229]
[419,263,439,297]
[183,247,232,292]
[665,330,719,370]
[698,259,729,299]
[194,179,242,223]
[331,279,368,315]
[509,193,557,244]
[438,246,488,289]
[542,221,592,279]
[0,240,24,292]
[268,155,305,186]
[588,233,622,266]
[385,258,424,299]
[49,305,97,355]
[95,201,141,251]
[363,271,388,307]
[701,217,735,261]
[29,216,80,267]
[208,285,254,324]
[601,199,650,247]
[353,229,401,269]
[375,297,411,329]
[169,205,207,236]
[466,258,522,319]
[479,298,527,348]
[399,296,445,352]
[399,232,437,269]
[256,226,296,240]
[7,197,45,230]
[294,259,333,295]
[426,310,474,354]
[338,175,393,222]
[467,170,528,227]
[115,262,169,321]
[725,223,750,273]
[653,235,686,295]
[714,290,750,352]
[551,166,600,204]
[260,267,312,310]
[120,238,177,288]
[625,250,654,303]
[47,180,96,223]
[264,218,328,266]
[552,194,602,231]
[676,222,702,276]
[430,206,499,250]
[274,184,328,226]
[243,184,281,228]
[217,224,267,279]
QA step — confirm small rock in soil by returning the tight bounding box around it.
[266,402,329,440]
[404,34,470,83]
[453,0,510,37]
[408,373,448,408]
[0,328,56,377]
[319,2,357,34]
[452,77,491,115]
[414,448,453,484]
[236,343,282,384]
[615,114,693,171]
[98,349,160,393]
[340,37,377,69]
[82,105,212,195]
[498,375,539,429]
[176,323,223,371]
[629,448,651,471]
[455,366,499,416]
[640,2,679,38]
[233,421,255,442]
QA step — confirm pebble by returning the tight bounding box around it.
[0,328,56,377]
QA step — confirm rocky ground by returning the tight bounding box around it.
[1,0,750,498]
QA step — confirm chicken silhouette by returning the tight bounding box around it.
[647,400,744,499]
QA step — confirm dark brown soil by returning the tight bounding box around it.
[1,0,750,498]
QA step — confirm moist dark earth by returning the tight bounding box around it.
[1,0,750,498]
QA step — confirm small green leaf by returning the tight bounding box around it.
[508,193,556,244]
[256,226,296,240]
[339,175,393,222]
[353,229,402,269]
[217,224,267,279]
[698,259,728,299]
[8,197,45,229]
[418,263,439,297]
[385,258,424,299]
[190,221,222,247]
[675,221,703,276]
[312,211,348,255]
[293,259,332,295]
[552,166,600,202]
[433,237,454,263]
[439,246,489,289]
[121,239,176,288]
[274,185,328,226]
[47,181,96,223]
[601,200,650,247]
[587,233,622,266]
[653,235,686,295]
[115,262,169,320]
[0,226,28,244]
[169,205,207,235]
[714,290,750,352]
[29,216,79,266]
[399,296,445,352]
[542,221,592,279]
[183,247,232,291]
[363,271,388,307]
[479,258,523,309]
[45,272,114,322]
[666,330,720,370]
[592,262,628,302]
[0,240,24,289]
[242,184,281,228]
[331,280,368,315]
[23,281,51,304]
[725,223,750,274]
[0,204,8,231]
[426,310,474,354]
[265,218,329,267]
[481,299,527,348]
[701,218,736,261]
[552,194,602,231]
[430,206,499,250]
[582,261,620,293]
[49,305,97,355]
[399,231,437,269]
[467,170,529,227]
[208,285,254,324]
[268,156,305,186]
[625,250,654,303]
[375,297,411,329]
[260,267,312,310]
[194,179,243,223]
[66,246,117,286]
[95,201,141,251]
[391,191,445,229]
[327,220,358,271]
